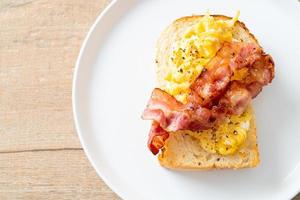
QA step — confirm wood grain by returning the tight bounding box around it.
[0,0,298,199]
[0,149,119,199]
[0,0,106,152]
[0,0,121,199]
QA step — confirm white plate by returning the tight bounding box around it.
[72,0,300,199]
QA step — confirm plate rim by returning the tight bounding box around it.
[72,0,129,199]
[72,0,300,199]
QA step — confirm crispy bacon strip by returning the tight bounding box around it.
[142,42,274,154]
[189,42,263,106]
[142,88,213,131]
[142,88,191,131]
[214,81,252,116]
[147,122,169,155]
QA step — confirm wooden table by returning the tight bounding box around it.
[0,0,298,199]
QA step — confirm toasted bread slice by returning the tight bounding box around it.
[158,105,259,169]
[156,15,260,169]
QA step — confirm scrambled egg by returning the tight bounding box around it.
[158,12,252,155]
[161,12,239,103]
[186,107,251,155]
